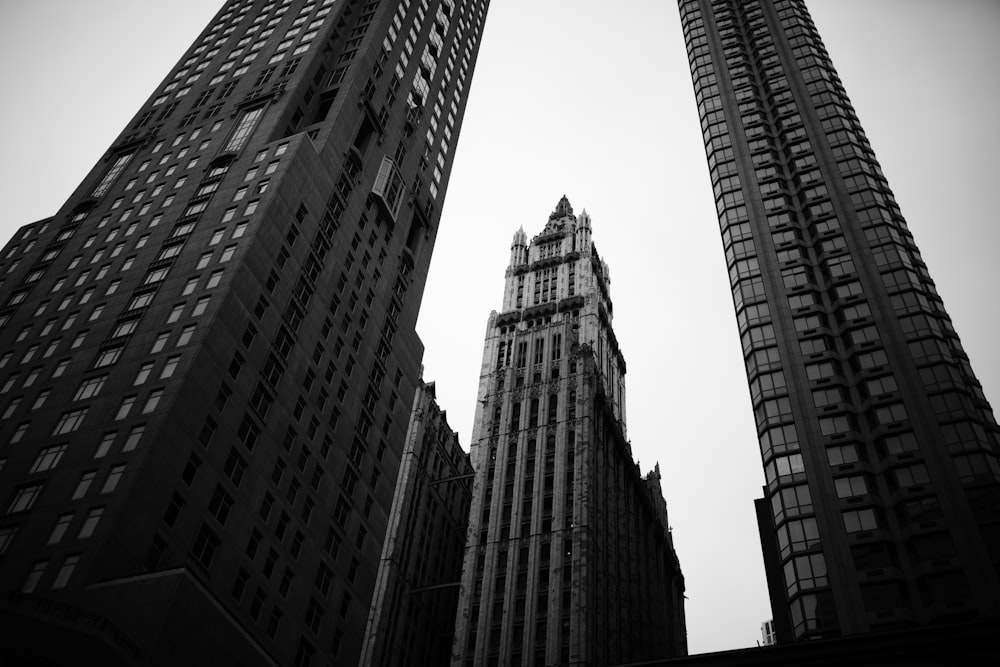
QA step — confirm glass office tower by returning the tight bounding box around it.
[678,0,1000,642]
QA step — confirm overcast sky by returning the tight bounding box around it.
[2,0,998,655]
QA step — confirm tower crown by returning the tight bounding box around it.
[549,194,575,221]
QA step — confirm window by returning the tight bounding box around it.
[225,107,264,152]
[874,402,908,425]
[78,507,104,538]
[178,325,196,346]
[74,375,107,401]
[123,425,144,451]
[224,448,247,486]
[10,422,28,443]
[192,297,210,316]
[142,389,164,413]
[208,485,234,525]
[112,319,139,338]
[772,484,812,522]
[102,464,126,493]
[7,484,44,513]
[48,513,74,545]
[232,568,250,601]
[819,414,851,436]
[192,523,221,568]
[766,452,804,482]
[835,475,868,498]
[151,333,169,353]
[31,445,68,473]
[783,553,828,595]
[31,390,50,410]
[894,464,930,488]
[52,554,81,589]
[94,346,124,368]
[133,362,154,385]
[116,395,137,420]
[777,517,820,559]
[92,153,133,197]
[95,432,115,458]
[161,356,180,379]
[843,508,878,532]
[72,471,96,500]
[22,561,47,593]
[53,409,88,435]
[164,492,185,526]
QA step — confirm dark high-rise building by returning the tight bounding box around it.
[360,379,473,667]
[451,198,687,666]
[0,0,488,664]
[678,0,1000,642]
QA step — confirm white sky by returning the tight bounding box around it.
[1,0,998,655]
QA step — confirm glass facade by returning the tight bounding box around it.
[679,0,1000,641]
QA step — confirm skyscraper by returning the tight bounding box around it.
[451,197,686,666]
[0,0,488,664]
[361,379,473,666]
[678,0,1000,642]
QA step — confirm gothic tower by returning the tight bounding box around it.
[451,197,686,666]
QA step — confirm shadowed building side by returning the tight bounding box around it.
[360,379,474,667]
[0,0,490,664]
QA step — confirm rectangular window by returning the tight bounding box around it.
[31,445,68,473]
[53,409,88,435]
[134,362,154,385]
[73,375,107,401]
[72,471,96,500]
[192,297,210,316]
[7,484,44,513]
[116,396,136,420]
[178,325,195,346]
[92,153,133,197]
[192,523,221,568]
[22,561,47,593]
[123,425,145,452]
[225,107,265,152]
[78,507,104,538]
[160,356,180,379]
[94,346,124,368]
[52,554,80,589]
[835,475,868,498]
[142,389,164,414]
[48,513,74,545]
[102,464,126,493]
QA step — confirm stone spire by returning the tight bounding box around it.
[575,207,592,252]
[549,194,574,221]
[509,225,528,267]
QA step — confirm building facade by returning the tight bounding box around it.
[360,379,474,667]
[451,198,686,666]
[0,0,488,664]
[678,0,1000,642]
